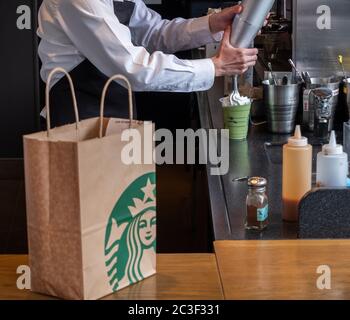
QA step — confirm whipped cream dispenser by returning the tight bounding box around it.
[230,0,275,48]
[316,131,348,188]
[229,0,275,103]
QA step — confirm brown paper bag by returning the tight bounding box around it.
[24,68,156,300]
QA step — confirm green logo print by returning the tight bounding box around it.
[104,173,156,292]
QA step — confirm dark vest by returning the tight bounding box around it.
[48,0,136,127]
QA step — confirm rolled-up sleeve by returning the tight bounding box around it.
[130,0,223,54]
[54,0,215,92]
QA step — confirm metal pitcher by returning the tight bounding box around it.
[263,79,301,134]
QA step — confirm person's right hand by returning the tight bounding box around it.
[211,26,258,77]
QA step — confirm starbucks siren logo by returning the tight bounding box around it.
[104,172,156,291]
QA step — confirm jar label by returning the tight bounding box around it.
[257,205,268,222]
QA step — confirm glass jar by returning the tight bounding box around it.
[245,177,269,231]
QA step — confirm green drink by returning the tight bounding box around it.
[221,98,251,140]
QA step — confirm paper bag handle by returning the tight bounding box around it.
[99,75,134,138]
[46,67,80,138]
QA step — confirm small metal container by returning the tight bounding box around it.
[312,88,333,140]
[263,79,301,134]
[302,76,340,131]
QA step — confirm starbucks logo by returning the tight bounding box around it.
[104,172,156,291]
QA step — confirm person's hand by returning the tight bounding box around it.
[209,5,243,34]
[209,5,270,34]
[211,26,258,77]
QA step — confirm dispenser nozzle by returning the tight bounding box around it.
[322,130,343,155]
[294,125,302,139]
[288,125,308,147]
[329,131,337,147]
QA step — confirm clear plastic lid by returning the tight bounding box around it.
[288,125,308,147]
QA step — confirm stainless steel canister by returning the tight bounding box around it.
[263,79,301,134]
[264,71,293,85]
[302,76,341,131]
[230,0,275,48]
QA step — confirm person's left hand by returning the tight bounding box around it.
[209,5,270,34]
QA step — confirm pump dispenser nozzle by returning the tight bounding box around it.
[322,131,343,155]
[294,125,301,139]
[288,125,308,147]
[330,131,336,147]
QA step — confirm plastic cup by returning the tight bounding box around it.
[221,99,251,140]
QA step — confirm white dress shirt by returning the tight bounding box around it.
[38,0,221,92]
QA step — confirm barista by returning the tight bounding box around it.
[38,0,260,126]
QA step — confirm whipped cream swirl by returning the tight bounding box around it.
[220,94,251,107]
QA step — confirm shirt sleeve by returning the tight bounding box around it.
[129,0,223,54]
[54,0,215,92]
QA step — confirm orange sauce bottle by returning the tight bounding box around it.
[282,126,312,222]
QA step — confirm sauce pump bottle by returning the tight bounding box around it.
[316,131,348,187]
[282,126,312,222]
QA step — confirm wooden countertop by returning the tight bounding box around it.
[3,241,350,300]
[0,254,224,300]
[214,240,350,300]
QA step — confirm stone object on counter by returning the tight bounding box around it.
[299,188,350,238]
